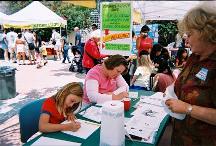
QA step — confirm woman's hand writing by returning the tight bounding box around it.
[112,91,128,100]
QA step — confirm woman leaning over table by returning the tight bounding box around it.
[83,54,129,106]
[165,2,216,146]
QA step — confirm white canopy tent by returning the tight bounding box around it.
[133,1,202,20]
[0,12,8,24]
[3,1,67,28]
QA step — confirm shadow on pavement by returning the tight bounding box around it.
[0,86,60,123]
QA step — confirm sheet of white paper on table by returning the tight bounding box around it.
[125,115,161,132]
[140,92,164,107]
[163,84,186,120]
[31,136,81,146]
[129,92,139,99]
[131,103,167,122]
[125,115,160,143]
[79,106,102,122]
[62,119,100,139]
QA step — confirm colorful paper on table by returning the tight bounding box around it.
[62,119,100,139]
[31,136,81,146]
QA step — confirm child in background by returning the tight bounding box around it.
[62,40,71,64]
[39,82,83,133]
[175,48,188,69]
[40,41,48,65]
[37,41,47,68]
[153,60,175,92]
[130,51,155,90]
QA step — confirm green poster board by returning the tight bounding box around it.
[102,3,131,31]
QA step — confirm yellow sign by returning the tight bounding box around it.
[3,23,66,29]
[103,32,130,42]
[63,0,96,8]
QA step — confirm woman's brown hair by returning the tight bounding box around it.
[104,54,128,74]
[52,82,83,116]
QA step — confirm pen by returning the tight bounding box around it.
[83,120,101,126]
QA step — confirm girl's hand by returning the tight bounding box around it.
[165,98,190,114]
[67,113,76,121]
[63,121,81,132]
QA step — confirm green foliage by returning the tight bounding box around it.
[55,3,92,32]
[4,1,32,15]
[3,1,93,32]
[147,20,178,46]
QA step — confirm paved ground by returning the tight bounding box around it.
[0,59,171,146]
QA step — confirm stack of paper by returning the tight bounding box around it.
[79,106,102,122]
[125,115,162,143]
[62,119,100,139]
[131,103,167,122]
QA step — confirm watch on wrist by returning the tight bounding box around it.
[186,104,193,115]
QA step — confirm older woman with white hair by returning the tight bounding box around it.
[82,29,108,73]
[165,1,216,146]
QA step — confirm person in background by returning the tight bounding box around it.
[62,39,71,64]
[82,29,108,74]
[51,29,62,61]
[24,29,36,65]
[6,28,18,63]
[165,2,216,146]
[83,55,129,106]
[136,25,153,56]
[175,48,188,69]
[152,60,175,92]
[91,24,98,31]
[130,51,155,90]
[0,29,8,61]
[74,27,82,53]
[37,41,47,69]
[15,33,26,65]
[39,82,83,133]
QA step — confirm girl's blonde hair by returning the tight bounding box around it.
[139,54,154,73]
[52,82,83,116]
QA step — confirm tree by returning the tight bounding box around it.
[2,1,93,32]
[2,1,32,15]
[55,3,92,32]
[147,20,178,46]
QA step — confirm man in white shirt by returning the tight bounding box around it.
[6,28,18,63]
[24,29,36,65]
[51,29,62,61]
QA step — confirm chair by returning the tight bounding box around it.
[19,98,46,143]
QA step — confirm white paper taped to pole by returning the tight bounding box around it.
[100,101,125,146]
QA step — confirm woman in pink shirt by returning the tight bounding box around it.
[83,54,129,105]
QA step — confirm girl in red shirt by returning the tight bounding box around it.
[136,25,153,56]
[39,82,83,133]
